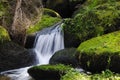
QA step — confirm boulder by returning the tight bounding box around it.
[0,42,36,72]
[50,48,78,67]
[76,31,120,73]
[28,64,72,80]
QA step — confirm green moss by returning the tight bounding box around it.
[27,15,61,34]
[74,1,120,34]
[30,64,72,72]
[61,70,120,80]
[78,31,120,54]
[73,1,120,33]
[0,26,10,44]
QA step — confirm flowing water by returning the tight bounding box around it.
[0,22,64,80]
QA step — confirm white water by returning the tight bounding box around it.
[34,23,64,64]
[0,22,64,80]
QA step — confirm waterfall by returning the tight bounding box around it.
[0,22,64,80]
[34,23,64,64]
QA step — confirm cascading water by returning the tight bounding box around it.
[0,22,64,80]
[34,22,64,64]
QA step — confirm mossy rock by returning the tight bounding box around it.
[76,31,120,73]
[50,48,78,67]
[28,64,72,80]
[27,15,61,34]
[61,70,120,80]
[63,1,120,48]
[0,26,10,44]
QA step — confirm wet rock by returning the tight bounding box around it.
[0,41,36,72]
[50,48,78,67]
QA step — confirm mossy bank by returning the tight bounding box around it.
[63,1,120,47]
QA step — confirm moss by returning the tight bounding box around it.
[73,1,120,34]
[27,15,61,34]
[77,31,120,73]
[63,1,120,47]
[78,31,120,54]
[31,64,72,71]
[61,70,120,80]
[28,64,72,80]
[0,26,10,44]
